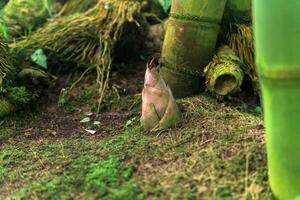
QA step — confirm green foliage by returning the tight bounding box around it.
[157,0,171,13]
[8,156,144,199]
[6,86,32,105]
[58,89,75,112]
[44,0,53,18]
[0,98,14,118]
[1,0,50,38]
[0,0,8,9]
[0,14,8,39]
[31,49,48,69]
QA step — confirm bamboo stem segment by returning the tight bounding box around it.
[161,0,227,98]
[204,46,244,96]
[254,0,300,199]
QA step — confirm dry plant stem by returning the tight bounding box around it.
[228,24,258,93]
[0,38,14,87]
[57,0,98,16]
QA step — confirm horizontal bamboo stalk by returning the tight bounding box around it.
[204,46,244,97]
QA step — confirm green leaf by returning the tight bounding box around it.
[44,0,53,18]
[1,13,8,40]
[0,0,8,10]
[157,0,172,13]
[93,121,102,125]
[81,117,91,123]
[31,49,48,69]
[126,117,137,127]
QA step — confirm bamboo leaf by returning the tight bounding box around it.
[31,49,48,69]
[157,0,171,13]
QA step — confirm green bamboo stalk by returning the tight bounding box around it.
[254,0,300,199]
[204,46,243,97]
[161,0,227,98]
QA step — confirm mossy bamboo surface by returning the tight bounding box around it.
[161,0,227,98]
[0,0,49,38]
[204,46,243,97]
[10,0,146,111]
[0,98,14,118]
[254,0,300,199]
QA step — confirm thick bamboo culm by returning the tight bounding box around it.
[204,46,243,96]
[161,0,227,98]
[254,0,300,199]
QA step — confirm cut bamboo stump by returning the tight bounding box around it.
[161,0,227,98]
[204,46,244,97]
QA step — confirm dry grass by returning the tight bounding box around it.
[137,95,271,199]
[228,24,259,93]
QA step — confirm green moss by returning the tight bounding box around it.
[1,0,49,38]
[6,86,32,104]
[0,95,273,199]
[9,156,144,200]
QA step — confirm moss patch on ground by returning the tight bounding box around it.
[0,64,273,199]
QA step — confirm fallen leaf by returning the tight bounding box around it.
[80,117,91,123]
[85,129,96,134]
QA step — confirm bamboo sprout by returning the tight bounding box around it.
[160,0,227,98]
[204,46,244,97]
[254,0,300,199]
[141,57,181,131]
